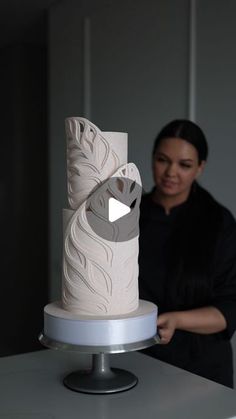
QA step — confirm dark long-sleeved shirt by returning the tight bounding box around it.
[139,186,236,387]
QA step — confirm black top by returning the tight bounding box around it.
[139,184,236,387]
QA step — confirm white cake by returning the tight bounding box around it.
[62,117,141,316]
[42,117,158,348]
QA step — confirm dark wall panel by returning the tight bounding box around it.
[0,45,48,355]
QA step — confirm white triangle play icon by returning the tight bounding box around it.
[108,197,131,222]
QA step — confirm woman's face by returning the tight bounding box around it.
[153,137,205,201]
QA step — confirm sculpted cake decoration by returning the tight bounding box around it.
[62,117,142,316]
[42,117,158,348]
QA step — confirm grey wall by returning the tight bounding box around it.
[48,0,190,298]
[196,0,236,214]
[90,0,189,189]
[48,0,236,383]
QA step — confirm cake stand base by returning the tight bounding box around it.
[40,299,159,394]
[63,353,138,394]
[39,333,159,394]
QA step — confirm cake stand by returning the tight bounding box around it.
[39,300,159,394]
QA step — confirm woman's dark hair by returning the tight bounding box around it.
[152,119,208,163]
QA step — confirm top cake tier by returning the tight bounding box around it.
[65,117,128,209]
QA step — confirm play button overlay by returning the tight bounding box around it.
[85,176,142,242]
[108,198,131,222]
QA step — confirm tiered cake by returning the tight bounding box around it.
[43,118,157,347]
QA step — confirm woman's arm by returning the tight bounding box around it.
[157,307,227,344]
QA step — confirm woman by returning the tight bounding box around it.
[139,119,236,387]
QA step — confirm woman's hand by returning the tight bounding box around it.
[157,312,178,344]
[157,306,227,345]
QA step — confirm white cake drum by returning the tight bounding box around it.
[44,300,158,347]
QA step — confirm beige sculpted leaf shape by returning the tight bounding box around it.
[63,203,114,315]
[66,118,120,209]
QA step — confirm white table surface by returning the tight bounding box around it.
[0,348,236,419]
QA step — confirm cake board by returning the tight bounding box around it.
[40,300,159,394]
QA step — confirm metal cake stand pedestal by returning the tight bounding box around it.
[39,300,159,394]
[39,333,159,394]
